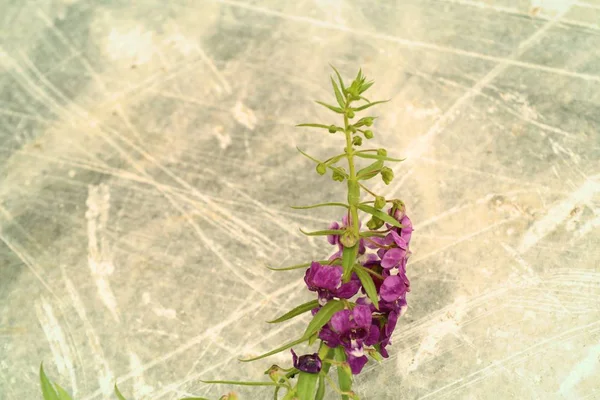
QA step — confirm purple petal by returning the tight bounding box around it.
[306,262,342,291]
[352,305,372,328]
[347,354,368,375]
[400,216,413,243]
[291,349,299,368]
[296,353,322,374]
[389,230,408,249]
[380,275,408,302]
[327,222,340,245]
[366,324,380,346]
[380,248,406,269]
[319,325,341,347]
[330,310,352,333]
[385,310,399,338]
[334,280,361,299]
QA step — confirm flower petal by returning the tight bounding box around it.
[330,309,352,333]
[346,354,368,375]
[380,248,406,269]
[352,305,372,328]
[380,275,407,302]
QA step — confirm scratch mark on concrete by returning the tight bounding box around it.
[86,183,121,323]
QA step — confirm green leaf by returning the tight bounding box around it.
[315,375,326,400]
[308,331,318,346]
[354,152,405,162]
[302,300,344,339]
[353,266,379,310]
[356,160,383,181]
[331,77,346,108]
[341,244,359,282]
[352,100,389,111]
[330,64,346,92]
[357,204,402,229]
[114,384,127,400]
[296,123,342,133]
[359,230,386,238]
[239,337,307,362]
[297,372,319,400]
[267,300,319,323]
[267,260,330,272]
[54,383,73,400]
[40,364,59,400]
[315,101,344,114]
[291,202,348,210]
[200,379,279,387]
[358,81,374,94]
[300,228,345,237]
[334,347,353,400]
[296,147,322,164]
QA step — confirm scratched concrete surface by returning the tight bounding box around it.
[1,0,599,399]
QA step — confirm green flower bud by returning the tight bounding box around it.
[364,130,374,139]
[332,169,346,182]
[352,136,362,146]
[366,216,384,230]
[328,125,337,133]
[377,148,387,156]
[374,195,386,209]
[364,117,374,126]
[351,94,361,101]
[220,392,239,400]
[316,163,327,175]
[340,230,359,247]
[381,166,394,185]
[349,125,357,134]
[346,109,355,119]
[265,365,286,383]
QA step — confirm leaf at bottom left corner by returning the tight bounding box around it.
[39,363,59,400]
[114,384,128,400]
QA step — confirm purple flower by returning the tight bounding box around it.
[326,305,379,374]
[304,262,360,305]
[380,274,410,302]
[291,349,322,373]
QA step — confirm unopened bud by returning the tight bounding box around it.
[346,110,355,119]
[377,148,387,156]
[367,216,384,230]
[364,130,373,139]
[340,230,359,247]
[381,167,394,185]
[374,196,386,209]
[329,125,337,133]
[219,392,239,400]
[349,125,357,134]
[364,117,374,126]
[332,169,346,182]
[352,136,362,146]
[316,163,327,175]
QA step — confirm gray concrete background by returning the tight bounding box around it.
[1,0,599,399]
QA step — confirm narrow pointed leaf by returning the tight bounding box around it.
[267,260,331,271]
[334,347,353,400]
[291,202,348,210]
[353,266,379,310]
[330,64,346,91]
[356,160,383,181]
[239,337,307,362]
[359,81,374,94]
[359,231,386,238]
[302,300,344,338]
[200,379,279,387]
[357,204,402,228]
[315,101,344,114]
[352,100,390,111]
[296,147,322,163]
[331,77,345,108]
[341,244,359,282]
[40,364,59,400]
[354,152,405,162]
[114,384,127,400]
[267,300,320,323]
[297,123,336,130]
[55,383,73,400]
[300,228,345,237]
[297,372,319,400]
[315,375,326,400]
